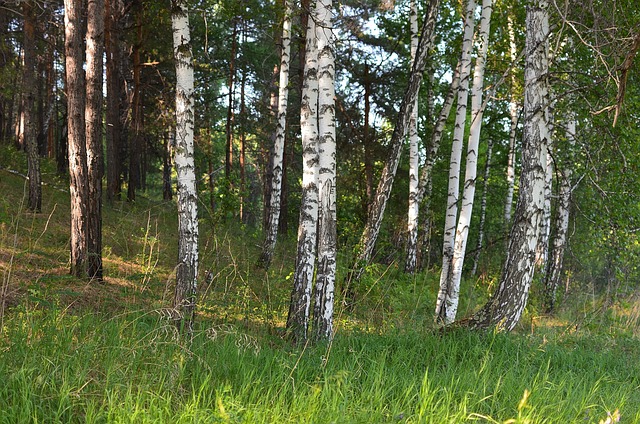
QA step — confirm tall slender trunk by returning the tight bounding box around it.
[363,63,373,211]
[536,99,554,271]
[503,14,519,233]
[470,138,493,277]
[240,27,247,222]
[435,0,476,323]
[226,20,238,181]
[86,0,105,280]
[171,0,198,335]
[64,0,88,278]
[287,0,319,343]
[260,0,293,268]
[23,2,41,212]
[345,0,441,294]
[313,0,337,340]
[105,0,123,203]
[464,0,550,331]
[544,116,575,313]
[128,3,143,202]
[405,0,420,274]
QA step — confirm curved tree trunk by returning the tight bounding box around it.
[64,0,88,278]
[86,0,105,280]
[344,0,441,294]
[435,0,476,323]
[463,0,550,331]
[287,0,319,344]
[171,0,199,335]
[260,0,293,268]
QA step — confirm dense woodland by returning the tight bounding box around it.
[2,0,640,420]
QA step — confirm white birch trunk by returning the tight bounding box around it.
[536,99,554,271]
[260,0,293,268]
[503,14,519,233]
[466,0,550,331]
[544,116,575,312]
[171,0,199,335]
[313,0,337,340]
[441,0,492,324]
[435,0,476,323]
[287,1,319,343]
[405,0,420,274]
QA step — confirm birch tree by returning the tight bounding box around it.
[464,0,550,331]
[405,0,420,274]
[503,14,520,232]
[260,0,293,268]
[312,0,337,340]
[287,0,319,343]
[470,139,493,277]
[171,0,199,334]
[345,0,441,292]
[64,0,88,278]
[86,0,105,280]
[440,0,493,324]
[435,0,476,323]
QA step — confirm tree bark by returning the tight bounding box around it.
[287,0,319,343]
[105,0,123,203]
[225,20,238,181]
[260,0,293,268]
[23,2,42,213]
[435,0,476,323]
[171,0,199,335]
[463,0,550,331]
[405,0,420,274]
[64,0,89,278]
[345,0,441,294]
[503,14,519,234]
[128,2,143,202]
[312,0,337,340]
[86,0,105,280]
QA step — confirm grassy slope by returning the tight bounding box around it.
[1,148,640,423]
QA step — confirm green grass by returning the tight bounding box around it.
[1,304,639,423]
[2,146,640,422]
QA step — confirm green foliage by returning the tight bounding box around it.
[2,304,639,423]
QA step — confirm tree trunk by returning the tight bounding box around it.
[86,0,105,281]
[344,0,441,295]
[64,0,88,278]
[23,2,42,213]
[312,0,337,341]
[503,14,519,234]
[363,63,373,211]
[171,0,199,335]
[405,0,420,274]
[463,0,550,331]
[105,0,123,203]
[435,0,476,323]
[226,20,238,181]
[536,99,554,271]
[287,0,319,343]
[260,0,293,268]
[544,116,575,313]
[470,138,493,277]
[128,3,143,202]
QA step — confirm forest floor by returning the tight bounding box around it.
[1,148,640,423]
